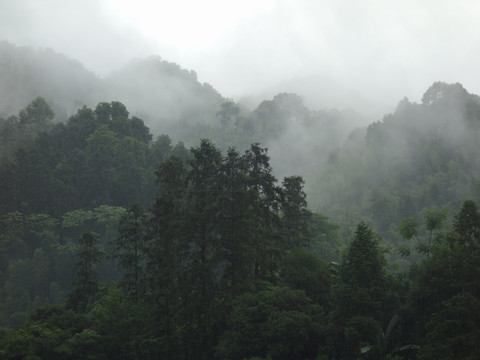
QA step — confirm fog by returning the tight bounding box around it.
[2,0,480,117]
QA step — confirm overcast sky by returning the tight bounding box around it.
[2,0,480,108]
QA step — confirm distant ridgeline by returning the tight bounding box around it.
[2,41,480,359]
[0,41,224,133]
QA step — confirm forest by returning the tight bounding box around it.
[1,43,480,359]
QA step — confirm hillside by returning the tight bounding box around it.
[0,41,100,119]
[0,42,225,136]
[103,56,224,134]
[1,53,480,358]
[312,82,480,246]
[1,98,480,359]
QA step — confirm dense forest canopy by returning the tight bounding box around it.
[1,43,480,359]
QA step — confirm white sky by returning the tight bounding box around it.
[2,0,480,107]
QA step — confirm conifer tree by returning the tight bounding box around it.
[66,231,104,312]
[114,203,147,299]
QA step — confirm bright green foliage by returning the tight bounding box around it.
[62,209,94,229]
[397,216,419,241]
[424,208,448,258]
[397,208,448,259]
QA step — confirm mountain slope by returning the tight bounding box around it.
[0,41,100,119]
[313,82,480,233]
[0,42,225,134]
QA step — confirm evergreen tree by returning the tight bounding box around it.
[453,199,480,247]
[181,139,224,359]
[147,155,187,359]
[114,203,147,299]
[218,147,253,294]
[280,175,311,251]
[66,231,104,312]
[244,143,281,281]
[333,222,394,359]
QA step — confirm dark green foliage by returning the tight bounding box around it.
[3,85,480,360]
[341,222,385,290]
[90,285,151,359]
[280,250,330,306]
[453,199,480,247]
[402,200,480,356]
[309,212,341,262]
[66,231,104,312]
[218,147,254,293]
[417,291,480,360]
[331,222,398,359]
[244,143,282,282]
[217,286,326,360]
[147,156,188,358]
[0,304,91,359]
[280,176,312,250]
[0,100,180,216]
[114,204,147,298]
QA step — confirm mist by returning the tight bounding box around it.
[4,3,480,354]
[2,0,480,213]
[2,0,480,117]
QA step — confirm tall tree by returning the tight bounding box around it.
[453,199,480,247]
[18,97,54,132]
[114,204,147,299]
[280,175,311,251]
[333,222,394,359]
[181,139,224,359]
[244,143,281,281]
[218,147,253,294]
[147,155,187,359]
[66,231,104,312]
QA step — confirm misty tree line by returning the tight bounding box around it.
[1,82,480,359]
